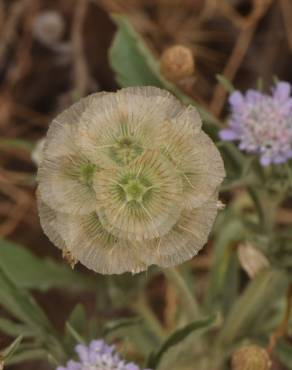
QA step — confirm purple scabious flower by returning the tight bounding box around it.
[220,81,292,166]
[57,339,151,370]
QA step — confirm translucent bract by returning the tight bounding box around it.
[37,87,224,274]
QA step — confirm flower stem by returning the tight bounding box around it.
[163,266,201,320]
[132,295,166,341]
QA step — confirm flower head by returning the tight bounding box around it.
[220,81,292,166]
[37,87,224,274]
[57,339,151,370]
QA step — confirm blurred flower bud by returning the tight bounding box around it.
[232,345,271,370]
[32,11,65,47]
[238,243,269,278]
[160,45,195,81]
[31,138,46,167]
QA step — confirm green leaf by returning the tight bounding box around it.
[109,14,162,87]
[65,322,86,345]
[0,138,34,152]
[0,318,34,338]
[67,304,87,334]
[0,336,23,361]
[5,349,48,366]
[102,317,142,337]
[147,315,216,369]
[216,74,235,93]
[205,211,243,314]
[218,268,290,347]
[109,14,221,132]
[0,266,54,335]
[218,141,246,186]
[64,304,89,355]
[0,238,93,291]
[275,339,292,369]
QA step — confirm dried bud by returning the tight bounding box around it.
[62,249,78,269]
[33,11,65,46]
[160,45,195,81]
[37,87,225,274]
[238,243,269,278]
[232,345,271,370]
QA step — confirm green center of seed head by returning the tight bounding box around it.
[80,163,96,187]
[124,179,147,202]
[118,174,153,203]
[109,136,143,165]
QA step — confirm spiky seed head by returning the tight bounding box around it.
[37,87,224,274]
[232,345,271,370]
[160,45,195,81]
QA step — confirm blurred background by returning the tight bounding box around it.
[0,0,292,369]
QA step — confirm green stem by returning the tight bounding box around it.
[163,266,201,320]
[248,187,282,235]
[132,295,166,341]
[216,269,289,348]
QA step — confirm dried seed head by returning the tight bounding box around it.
[33,11,65,46]
[232,345,271,370]
[37,87,224,274]
[238,243,269,278]
[160,45,195,81]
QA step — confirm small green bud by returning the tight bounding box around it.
[232,345,271,370]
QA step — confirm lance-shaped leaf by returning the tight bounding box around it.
[147,315,216,368]
[109,14,220,132]
[0,238,94,291]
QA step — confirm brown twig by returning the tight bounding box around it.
[0,0,26,66]
[209,0,273,118]
[0,175,32,237]
[71,0,91,97]
[267,283,292,355]
[5,0,38,90]
[280,0,292,52]
[0,0,5,35]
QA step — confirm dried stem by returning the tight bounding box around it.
[0,0,26,65]
[209,0,273,118]
[280,0,292,52]
[267,283,292,354]
[71,0,91,97]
